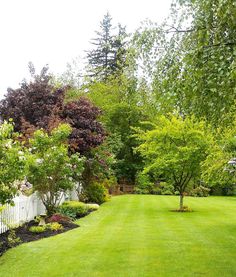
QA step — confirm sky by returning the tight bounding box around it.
[0,0,172,98]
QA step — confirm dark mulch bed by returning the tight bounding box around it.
[0,220,79,257]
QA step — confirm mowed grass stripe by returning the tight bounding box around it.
[0,195,236,277]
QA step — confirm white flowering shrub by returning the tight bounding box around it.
[0,120,27,205]
[27,124,85,215]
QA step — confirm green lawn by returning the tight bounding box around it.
[0,195,236,277]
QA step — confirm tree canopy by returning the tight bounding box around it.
[0,65,106,155]
[134,0,236,126]
[135,115,213,209]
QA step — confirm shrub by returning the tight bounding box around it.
[46,222,63,231]
[159,182,175,195]
[7,229,22,247]
[29,223,63,233]
[134,174,174,195]
[189,185,210,197]
[150,187,162,195]
[83,183,108,204]
[133,187,150,194]
[211,183,236,196]
[29,226,47,233]
[47,213,72,223]
[134,173,154,194]
[58,201,89,219]
[86,203,99,212]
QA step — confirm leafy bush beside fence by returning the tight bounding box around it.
[58,201,90,219]
[81,183,109,204]
[57,201,100,220]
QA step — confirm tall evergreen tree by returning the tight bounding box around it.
[87,13,128,80]
[112,23,128,74]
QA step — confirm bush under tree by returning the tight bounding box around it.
[81,182,108,205]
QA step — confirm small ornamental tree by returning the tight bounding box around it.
[135,115,213,210]
[0,120,26,205]
[27,124,84,215]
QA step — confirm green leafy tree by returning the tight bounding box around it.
[134,0,236,126]
[202,123,236,195]
[72,74,150,185]
[27,124,84,215]
[0,121,26,205]
[105,103,145,183]
[135,115,213,209]
[175,0,236,125]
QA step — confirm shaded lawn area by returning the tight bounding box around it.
[0,195,236,277]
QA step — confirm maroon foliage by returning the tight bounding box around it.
[47,213,72,224]
[0,66,64,132]
[0,65,106,154]
[63,98,105,153]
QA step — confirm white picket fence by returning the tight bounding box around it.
[0,184,80,234]
[0,192,72,234]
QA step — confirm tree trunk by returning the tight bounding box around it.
[45,204,57,216]
[179,193,184,210]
